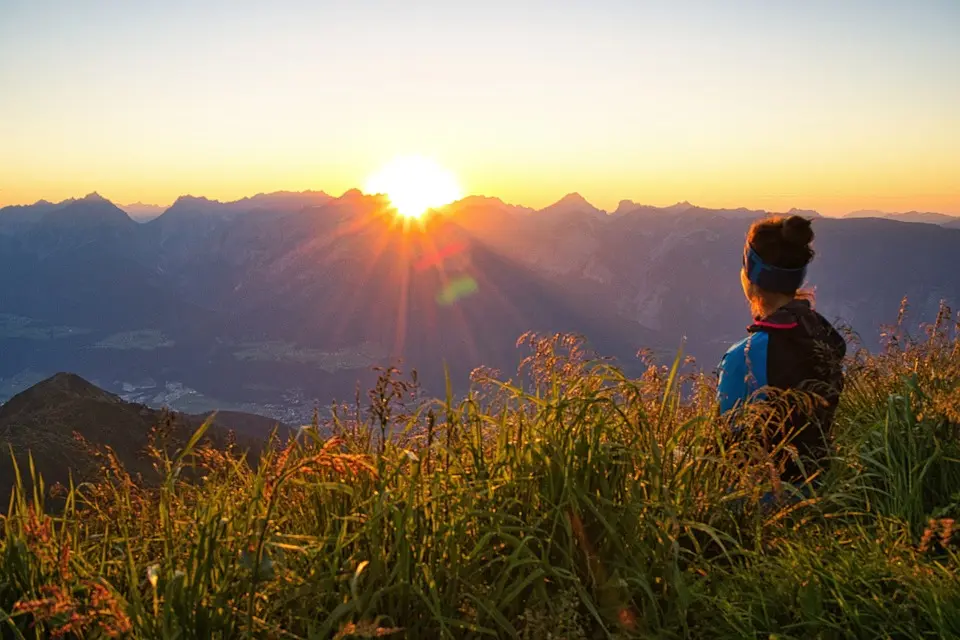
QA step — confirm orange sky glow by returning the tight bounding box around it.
[1,1,958,215]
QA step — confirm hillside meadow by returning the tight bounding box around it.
[2,303,960,639]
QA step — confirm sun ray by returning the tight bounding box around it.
[329,226,396,343]
[392,235,412,359]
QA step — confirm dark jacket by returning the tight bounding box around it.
[717,299,846,480]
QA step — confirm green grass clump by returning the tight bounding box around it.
[2,306,960,639]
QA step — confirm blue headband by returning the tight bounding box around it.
[743,246,807,293]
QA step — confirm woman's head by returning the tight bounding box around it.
[740,215,815,318]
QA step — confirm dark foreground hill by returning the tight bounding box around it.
[0,373,282,502]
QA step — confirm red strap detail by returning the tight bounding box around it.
[753,320,799,330]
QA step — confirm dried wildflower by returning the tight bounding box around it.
[23,507,53,547]
[940,518,955,547]
[19,507,59,570]
[14,580,132,638]
[918,518,958,552]
[87,581,133,637]
[262,440,297,502]
[13,584,75,621]
[334,620,403,638]
[618,606,638,631]
[920,519,939,552]
[58,542,72,581]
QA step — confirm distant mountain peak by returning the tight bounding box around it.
[786,208,821,218]
[241,191,334,209]
[843,209,958,225]
[173,195,218,206]
[339,188,365,200]
[159,196,229,220]
[453,195,532,211]
[445,195,536,220]
[461,194,505,205]
[252,189,330,198]
[614,200,645,215]
[39,193,134,228]
[541,192,602,215]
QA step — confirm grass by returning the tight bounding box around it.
[1,303,959,638]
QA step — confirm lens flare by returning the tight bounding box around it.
[436,275,478,306]
[414,241,469,272]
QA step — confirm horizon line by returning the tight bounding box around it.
[5,189,960,220]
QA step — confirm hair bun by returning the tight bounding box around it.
[781,215,814,247]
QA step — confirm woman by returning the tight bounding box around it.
[717,215,846,483]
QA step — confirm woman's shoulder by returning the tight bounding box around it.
[720,332,770,366]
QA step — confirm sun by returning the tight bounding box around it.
[363,155,463,219]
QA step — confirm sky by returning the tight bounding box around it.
[1,0,958,214]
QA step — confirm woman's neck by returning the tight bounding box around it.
[756,293,795,319]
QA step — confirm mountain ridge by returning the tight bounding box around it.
[3,189,960,423]
[843,209,960,225]
[6,191,960,225]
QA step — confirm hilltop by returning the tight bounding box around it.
[0,373,282,500]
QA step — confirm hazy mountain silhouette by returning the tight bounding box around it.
[3,190,960,416]
[0,191,208,332]
[1,193,137,249]
[36,192,134,229]
[844,209,960,225]
[120,202,166,222]
[539,193,604,217]
[0,199,67,232]
[608,200,812,221]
